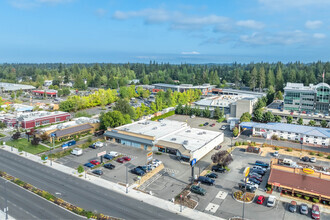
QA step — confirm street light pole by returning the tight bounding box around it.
[242,177,247,220]
[51,136,54,166]
[126,165,128,194]
[4,180,8,220]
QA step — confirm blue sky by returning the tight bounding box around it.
[0,0,329,63]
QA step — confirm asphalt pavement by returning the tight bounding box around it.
[0,149,188,220]
[0,178,83,220]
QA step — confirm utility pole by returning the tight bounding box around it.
[5,180,8,220]
[242,177,247,220]
[126,165,128,194]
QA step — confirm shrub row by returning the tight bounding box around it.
[151,111,175,121]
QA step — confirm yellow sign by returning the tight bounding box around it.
[147,152,153,157]
[244,167,250,177]
[303,168,314,174]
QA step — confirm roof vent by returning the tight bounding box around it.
[183,140,188,145]
[203,131,206,134]
[198,132,203,135]
[152,127,158,130]
[186,130,191,133]
[171,138,176,141]
[161,123,166,126]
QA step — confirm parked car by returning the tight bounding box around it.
[300,203,309,215]
[204,122,209,126]
[246,182,259,189]
[109,151,120,157]
[251,169,265,175]
[210,123,215,127]
[152,159,162,167]
[256,195,265,204]
[302,156,310,162]
[255,161,269,168]
[248,177,261,185]
[137,165,151,173]
[273,151,279,157]
[249,172,262,179]
[93,141,104,148]
[311,204,320,219]
[288,201,297,213]
[249,174,262,182]
[206,173,218,179]
[190,115,195,118]
[220,125,227,130]
[84,162,95,168]
[212,165,226,173]
[214,145,222,150]
[89,144,97,149]
[238,183,256,193]
[252,166,267,172]
[92,170,103,175]
[122,156,131,161]
[310,157,317,163]
[71,148,83,156]
[103,154,114,160]
[197,176,215,185]
[90,160,100,165]
[190,185,206,196]
[104,163,115,169]
[267,196,276,207]
[131,167,145,176]
[116,158,125,163]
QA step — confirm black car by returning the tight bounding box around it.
[137,165,151,173]
[131,167,145,176]
[248,177,261,185]
[89,144,97,149]
[103,154,114,160]
[204,122,209,126]
[197,176,215,185]
[92,170,103,175]
[238,183,256,193]
[302,156,310,162]
[251,169,265,175]
[104,163,115,169]
[212,165,226,173]
[206,172,218,179]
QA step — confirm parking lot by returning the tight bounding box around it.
[181,148,329,220]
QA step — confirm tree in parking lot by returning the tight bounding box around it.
[275,115,282,123]
[320,120,328,128]
[211,150,233,166]
[77,165,84,174]
[286,116,293,124]
[308,120,316,126]
[297,117,303,125]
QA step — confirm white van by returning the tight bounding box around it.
[71,148,83,156]
[282,158,293,166]
[109,151,119,157]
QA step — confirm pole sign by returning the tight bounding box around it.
[97,151,106,157]
[51,133,56,137]
[147,151,153,163]
[190,158,197,167]
[244,167,250,177]
[300,137,303,144]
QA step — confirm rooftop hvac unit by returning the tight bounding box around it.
[186,130,191,133]
[203,131,206,134]
[152,127,158,130]
[171,138,176,141]
[198,132,203,135]
[161,123,166,126]
[183,140,188,145]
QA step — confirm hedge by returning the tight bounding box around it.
[151,111,175,121]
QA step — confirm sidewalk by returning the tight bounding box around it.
[1,145,222,220]
[0,210,15,220]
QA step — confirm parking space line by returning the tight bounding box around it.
[205,203,219,213]
[164,168,179,174]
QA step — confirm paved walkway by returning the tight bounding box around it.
[0,144,222,220]
[0,210,15,220]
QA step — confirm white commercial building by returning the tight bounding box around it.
[104,119,224,162]
[240,122,330,147]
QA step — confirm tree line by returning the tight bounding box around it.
[0,62,329,92]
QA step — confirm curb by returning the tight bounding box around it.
[231,191,255,204]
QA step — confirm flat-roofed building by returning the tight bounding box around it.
[153,83,216,95]
[0,82,35,92]
[104,119,224,162]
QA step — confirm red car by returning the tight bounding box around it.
[116,158,125,163]
[312,205,320,219]
[211,123,216,127]
[122,156,131,161]
[256,195,265,205]
[249,175,262,182]
[90,160,100,165]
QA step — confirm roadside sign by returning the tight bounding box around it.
[147,151,153,163]
[51,133,56,137]
[190,158,197,167]
[244,167,250,177]
[97,151,106,157]
[300,137,303,144]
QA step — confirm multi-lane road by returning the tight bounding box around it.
[0,149,188,220]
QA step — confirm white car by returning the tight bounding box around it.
[220,125,227,130]
[190,115,196,118]
[108,151,119,157]
[71,148,83,156]
[252,166,267,172]
[246,182,259,189]
[273,151,279,157]
[310,157,316,163]
[152,159,162,167]
[94,141,104,148]
[267,196,276,207]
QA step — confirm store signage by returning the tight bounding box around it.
[244,167,250,177]
[147,151,153,163]
[97,151,106,157]
[303,168,314,174]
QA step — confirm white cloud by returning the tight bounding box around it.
[313,33,326,39]
[305,20,323,29]
[95,8,107,17]
[181,51,200,55]
[9,0,73,9]
[240,30,308,45]
[236,20,265,29]
[113,8,230,31]
[258,0,330,8]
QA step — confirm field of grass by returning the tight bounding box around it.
[6,138,49,155]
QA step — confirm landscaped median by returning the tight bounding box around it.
[0,171,120,220]
[134,163,165,187]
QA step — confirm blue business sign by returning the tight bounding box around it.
[51,133,56,137]
[190,158,197,167]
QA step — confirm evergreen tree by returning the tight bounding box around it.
[249,67,258,91]
[266,69,275,88]
[275,66,284,91]
[258,66,266,92]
